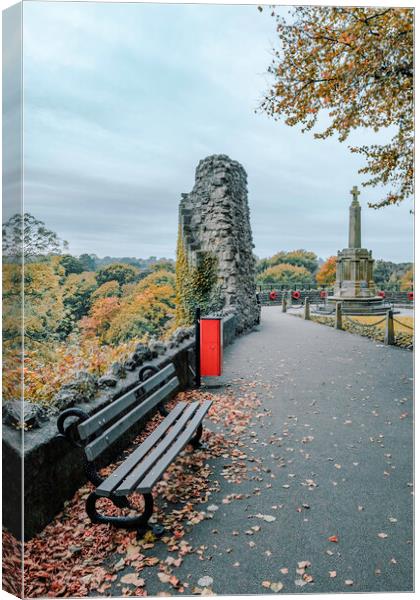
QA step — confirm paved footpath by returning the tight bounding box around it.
[118,308,414,595]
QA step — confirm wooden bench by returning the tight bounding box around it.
[57,363,212,533]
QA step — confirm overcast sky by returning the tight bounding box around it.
[5,1,414,261]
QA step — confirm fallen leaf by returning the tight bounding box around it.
[114,558,125,571]
[198,576,213,587]
[255,514,276,522]
[297,560,311,569]
[120,574,145,587]
[270,582,284,592]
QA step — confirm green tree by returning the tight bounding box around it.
[152,260,175,273]
[59,254,84,276]
[62,271,98,324]
[260,6,413,207]
[373,260,395,286]
[79,253,96,271]
[374,260,413,288]
[258,263,313,286]
[3,213,68,262]
[96,262,139,286]
[268,250,318,273]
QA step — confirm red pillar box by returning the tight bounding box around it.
[200,317,223,376]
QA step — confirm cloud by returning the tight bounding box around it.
[17,1,413,263]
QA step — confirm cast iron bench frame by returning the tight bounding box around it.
[57,362,212,533]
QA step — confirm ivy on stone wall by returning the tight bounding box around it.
[175,228,222,325]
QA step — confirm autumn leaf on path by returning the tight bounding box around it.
[255,513,276,522]
[120,573,145,587]
[270,582,284,592]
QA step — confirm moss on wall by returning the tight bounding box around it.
[175,228,221,326]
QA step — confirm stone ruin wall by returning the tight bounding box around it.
[179,154,260,333]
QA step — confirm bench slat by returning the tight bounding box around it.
[96,401,187,497]
[78,363,176,441]
[84,376,179,461]
[114,402,200,495]
[116,400,213,495]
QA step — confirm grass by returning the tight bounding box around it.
[349,315,414,335]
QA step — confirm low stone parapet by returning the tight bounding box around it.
[3,315,238,540]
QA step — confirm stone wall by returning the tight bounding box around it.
[179,154,260,333]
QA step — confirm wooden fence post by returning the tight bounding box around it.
[384,309,395,345]
[304,297,310,320]
[335,302,343,330]
[282,294,287,313]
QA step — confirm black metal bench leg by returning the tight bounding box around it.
[86,491,154,529]
[190,423,205,449]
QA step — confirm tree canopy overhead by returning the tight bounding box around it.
[260,6,413,208]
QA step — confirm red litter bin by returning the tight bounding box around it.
[200,317,223,377]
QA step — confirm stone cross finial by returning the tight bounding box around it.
[350,185,360,203]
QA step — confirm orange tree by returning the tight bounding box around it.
[260,6,413,208]
[80,270,177,344]
[316,256,337,286]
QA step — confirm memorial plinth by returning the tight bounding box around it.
[321,187,391,315]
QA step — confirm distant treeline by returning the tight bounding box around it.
[255,250,413,290]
